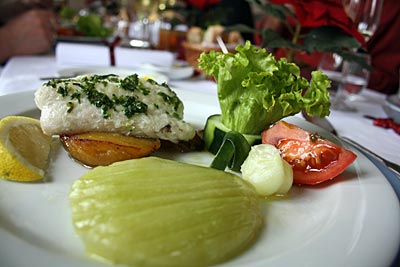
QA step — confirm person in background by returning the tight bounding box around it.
[0,0,57,64]
[366,0,400,95]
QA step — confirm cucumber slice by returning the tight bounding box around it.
[210,131,251,172]
[204,114,261,155]
[241,144,293,196]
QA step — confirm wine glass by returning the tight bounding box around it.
[331,52,371,111]
[329,0,383,111]
[128,0,160,47]
[342,0,384,41]
[318,52,344,97]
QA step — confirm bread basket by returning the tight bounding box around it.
[182,41,236,71]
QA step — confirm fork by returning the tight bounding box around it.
[301,111,400,177]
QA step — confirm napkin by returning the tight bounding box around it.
[114,47,174,69]
[55,42,175,70]
[55,42,111,66]
[0,55,58,96]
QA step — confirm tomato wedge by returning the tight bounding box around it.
[262,121,357,185]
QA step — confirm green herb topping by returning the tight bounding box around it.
[310,133,319,143]
[121,74,139,92]
[47,74,184,120]
[157,92,181,113]
[67,102,74,113]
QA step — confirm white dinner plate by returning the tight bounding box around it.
[0,90,399,267]
[57,66,169,84]
[140,62,195,80]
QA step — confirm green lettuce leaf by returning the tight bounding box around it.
[198,41,331,135]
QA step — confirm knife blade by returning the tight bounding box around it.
[340,136,400,177]
[301,110,337,135]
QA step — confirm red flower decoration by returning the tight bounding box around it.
[270,0,366,46]
[186,0,221,10]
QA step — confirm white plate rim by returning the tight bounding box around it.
[0,90,399,267]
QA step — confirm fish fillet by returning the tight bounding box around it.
[34,74,195,143]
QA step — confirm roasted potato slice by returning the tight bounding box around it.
[60,132,161,167]
[159,132,204,152]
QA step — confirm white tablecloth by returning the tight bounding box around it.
[0,54,399,165]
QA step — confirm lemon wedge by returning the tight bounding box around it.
[0,116,52,182]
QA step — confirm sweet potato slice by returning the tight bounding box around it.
[60,132,161,167]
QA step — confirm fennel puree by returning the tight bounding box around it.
[69,157,262,267]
